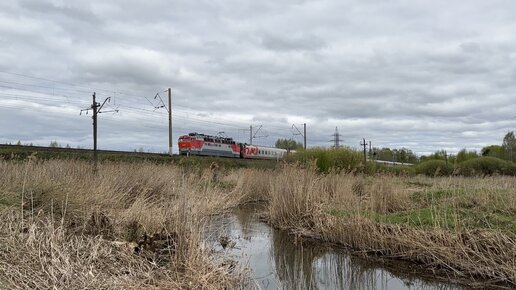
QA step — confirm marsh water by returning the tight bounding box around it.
[205,204,464,290]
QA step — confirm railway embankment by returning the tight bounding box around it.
[0,144,277,169]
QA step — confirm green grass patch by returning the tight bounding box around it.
[370,207,459,228]
[373,163,416,176]
[329,206,516,234]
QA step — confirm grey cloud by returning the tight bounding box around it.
[1,0,516,154]
[18,0,101,25]
[261,34,325,52]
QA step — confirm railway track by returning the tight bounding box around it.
[0,144,171,157]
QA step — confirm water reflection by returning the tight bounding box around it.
[205,204,463,290]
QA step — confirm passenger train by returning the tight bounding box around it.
[178,132,288,160]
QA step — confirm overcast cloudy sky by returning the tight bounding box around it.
[1,0,515,154]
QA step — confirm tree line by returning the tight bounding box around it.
[419,131,516,164]
[274,131,516,164]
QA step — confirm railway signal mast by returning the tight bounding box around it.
[80,92,118,173]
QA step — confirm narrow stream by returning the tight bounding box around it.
[205,204,465,290]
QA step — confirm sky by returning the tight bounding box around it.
[1,0,516,155]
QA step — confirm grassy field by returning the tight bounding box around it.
[1,159,514,288]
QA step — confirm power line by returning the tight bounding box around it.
[0,71,119,94]
[0,93,88,106]
[0,71,170,107]
[0,77,297,136]
[0,72,301,149]
[0,79,94,95]
[1,99,300,142]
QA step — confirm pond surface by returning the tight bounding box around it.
[205,204,465,290]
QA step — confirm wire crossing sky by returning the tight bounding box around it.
[1,0,516,154]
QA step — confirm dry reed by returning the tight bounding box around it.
[0,159,242,289]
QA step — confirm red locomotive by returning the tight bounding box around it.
[178,132,288,160]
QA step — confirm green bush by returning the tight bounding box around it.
[415,160,453,176]
[455,157,516,176]
[288,147,363,173]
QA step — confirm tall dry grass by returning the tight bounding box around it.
[226,168,271,204]
[0,159,242,289]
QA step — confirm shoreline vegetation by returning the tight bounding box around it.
[0,155,515,288]
[262,166,516,287]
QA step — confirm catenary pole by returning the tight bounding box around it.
[250,125,253,145]
[168,88,172,156]
[303,123,307,149]
[92,92,98,173]
[360,138,368,173]
[81,93,117,174]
